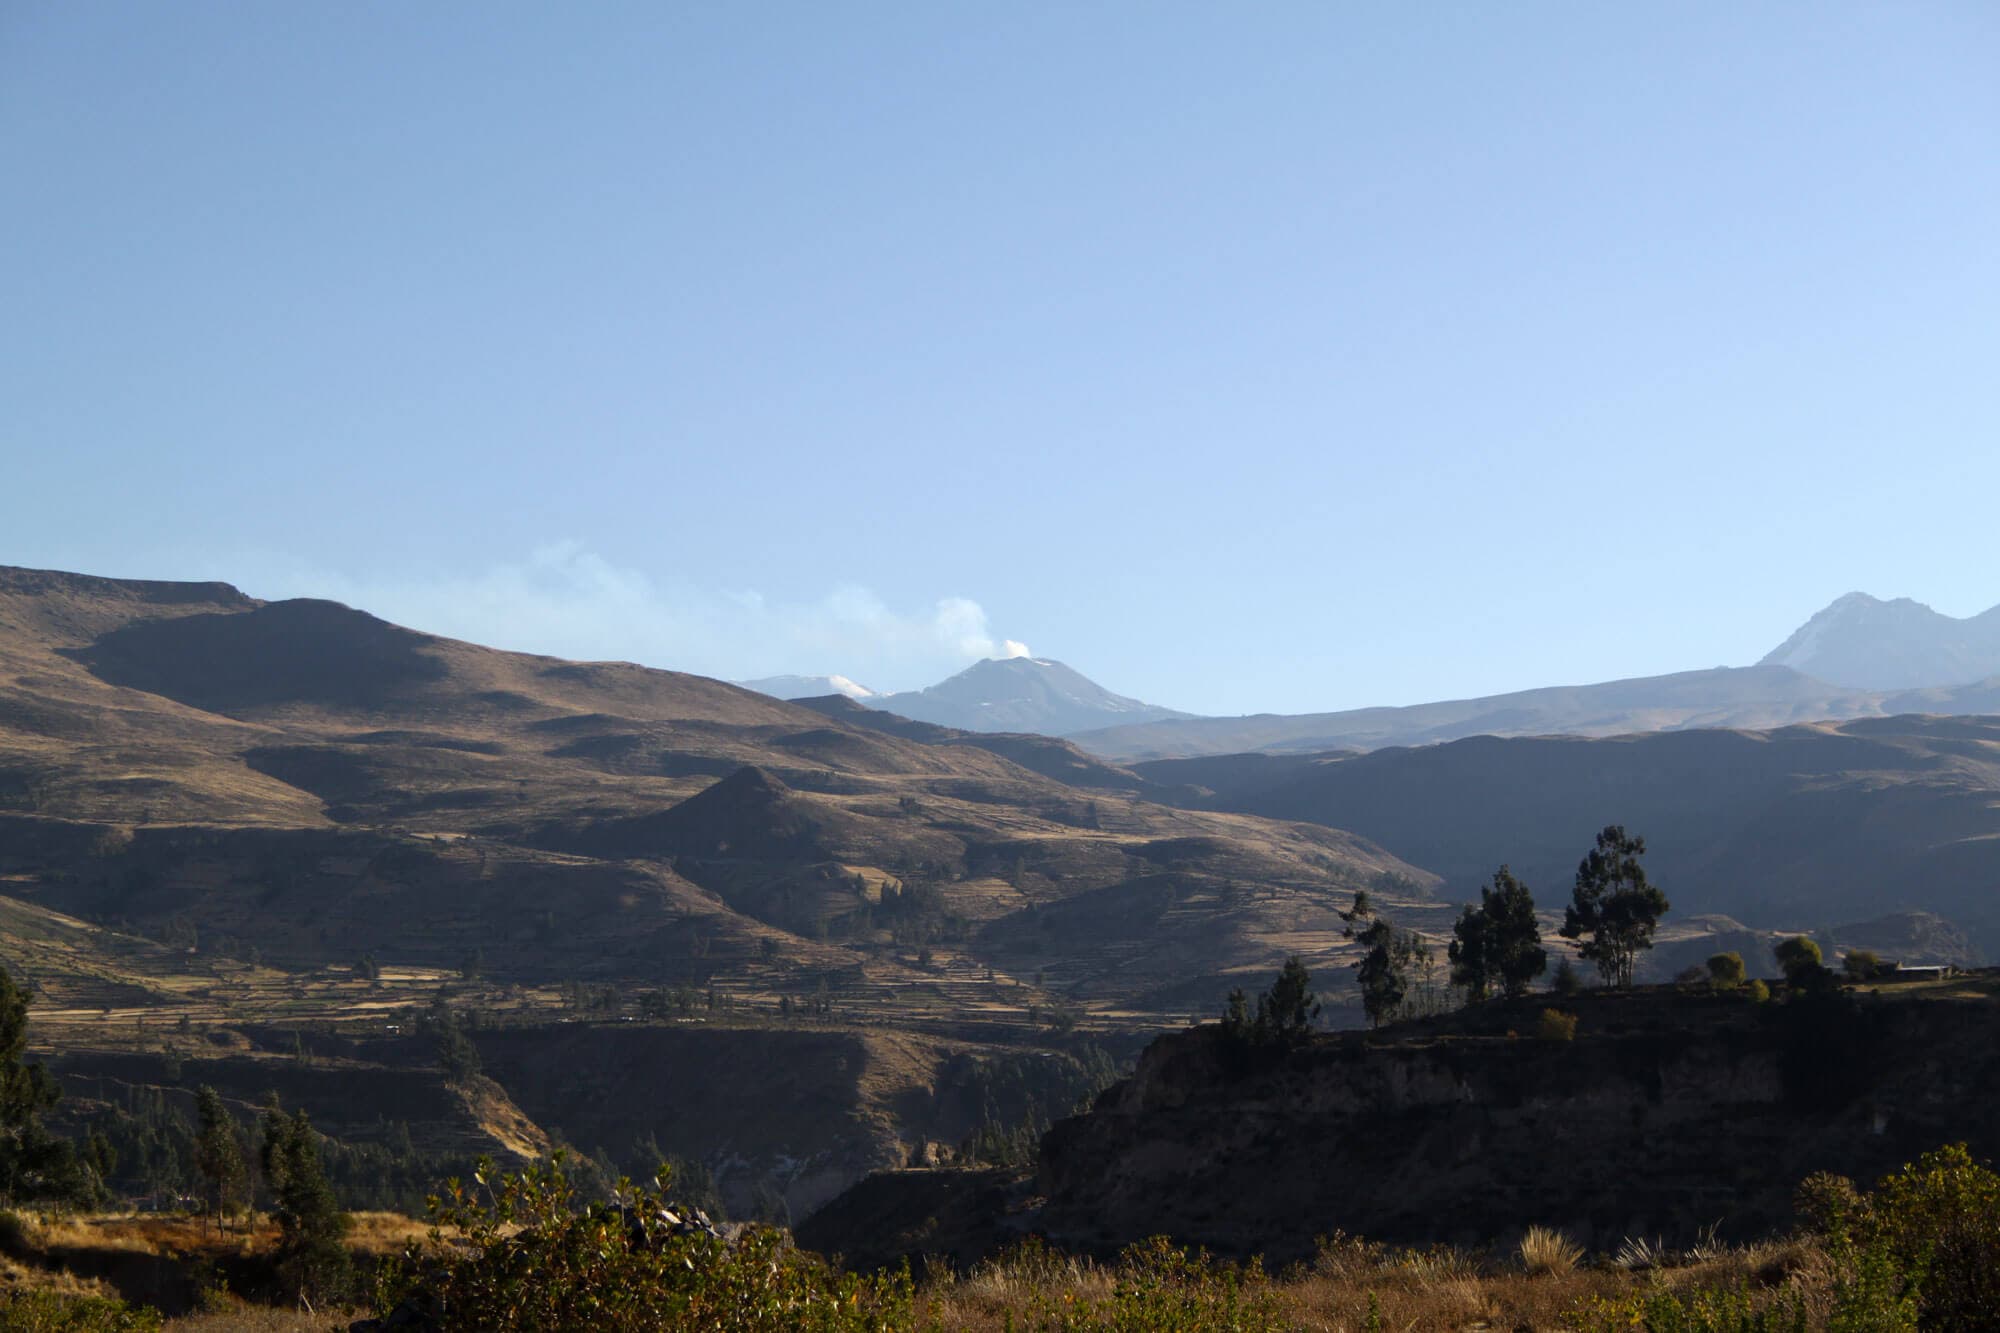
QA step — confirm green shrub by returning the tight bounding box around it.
[1537,1009,1577,1042]
[1773,936,1834,991]
[1794,1171,1865,1236]
[1705,952,1746,989]
[1745,979,1770,1003]
[1862,1143,2000,1326]
[0,1289,162,1332]
[1565,1285,1766,1331]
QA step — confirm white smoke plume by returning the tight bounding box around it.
[232,542,1027,692]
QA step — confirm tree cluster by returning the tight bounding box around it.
[1221,956,1320,1043]
[1322,825,1673,1033]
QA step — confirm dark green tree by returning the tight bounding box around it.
[194,1085,247,1235]
[0,963,89,1204]
[432,1009,482,1084]
[1254,957,1319,1038]
[1449,866,1547,1002]
[1551,955,1583,995]
[1448,902,1494,1003]
[260,1098,352,1304]
[1559,826,1669,988]
[1353,921,1406,1027]
[1489,869,1548,998]
[1342,890,1429,1026]
[1706,951,1747,988]
[82,1128,117,1184]
[1220,987,1251,1036]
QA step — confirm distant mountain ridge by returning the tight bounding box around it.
[1073,665,2000,762]
[736,673,879,701]
[1071,592,2000,760]
[1759,592,2000,690]
[738,589,2000,757]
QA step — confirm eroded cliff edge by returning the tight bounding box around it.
[805,980,2000,1267]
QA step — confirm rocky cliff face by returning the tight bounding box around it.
[1026,985,2000,1263]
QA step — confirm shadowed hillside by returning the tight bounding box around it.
[1139,714,2000,953]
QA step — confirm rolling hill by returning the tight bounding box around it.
[0,563,1433,1022]
[0,562,1459,1216]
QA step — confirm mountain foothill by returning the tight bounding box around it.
[0,563,1441,1216]
[4,561,2000,1232]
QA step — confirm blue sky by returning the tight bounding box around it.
[4,3,1996,714]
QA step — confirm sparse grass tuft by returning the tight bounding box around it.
[1613,1234,1674,1272]
[1519,1224,1584,1275]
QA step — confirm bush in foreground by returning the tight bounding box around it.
[373,1156,914,1331]
[1801,1141,2000,1329]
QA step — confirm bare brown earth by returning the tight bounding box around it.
[0,564,1441,1214]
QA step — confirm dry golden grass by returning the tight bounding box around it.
[17,1210,429,1266]
[909,1233,1845,1332]
[343,1211,433,1257]
[0,1211,1860,1332]
[10,1211,169,1257]
[0,1252,126,1302]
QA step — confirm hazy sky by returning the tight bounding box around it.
[5,4,1997,714]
